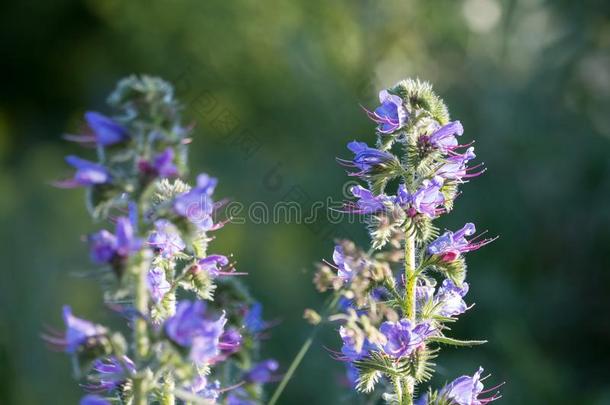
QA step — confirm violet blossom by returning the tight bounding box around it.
[438,367,501,405]
[438,147,481,181]
[85,112,128,146]
[341,141,396,176]
[245,359,279,383]
[80,395,111,405]
[147,219,185,258]
[366,89,409,133]
[55,156,109,188]
[147,267,171,304]
[139,148,179,178]
[349,185,392,214]
[435,279,470,317]
[174,173,218,230]
[84,355,135,392]
[165,300,226,364]
[427,223,494,262]
[379,320,434,358]
[397,177,445,218]
[427,121,464,152]
[43,306,107,354]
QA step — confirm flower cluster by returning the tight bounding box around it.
[311,79,501,404]
[46,76,278,405]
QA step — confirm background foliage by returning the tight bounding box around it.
[1,0,609,403]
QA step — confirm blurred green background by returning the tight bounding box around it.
[1,0,610,403]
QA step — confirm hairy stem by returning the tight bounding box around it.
[404,228,416,321]
[133,257,150,405]
[402,225,417,404]
[161,374,176,405]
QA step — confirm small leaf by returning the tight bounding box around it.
[428,335,487,347]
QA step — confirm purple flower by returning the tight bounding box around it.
[340,141,395,176]
[190,375,221,401]
[85,111,128,146]
[147,267,171,304]
[115,217,140,257]
[43,306,107,353]
[88,230,117,264]
[244,302,267,334]
[435,279,470,317]
[88,217,140,265]
[227,388,256,405]
[80,395,111,405]
[366,90,408,133]
[85,356,135,392]
[332,246,355,281]
[148,219,185,258]
[219,327,242,355]
[379,319,434,358]
[198,254,231,277]
[165,301,226,364]
[55,156,110,188]
[139,148,179,178]
[349,185,392,214]
[428,121,464,152]
[345,363,359,388]
[439,367,501,405]
[427,223,495,262]
[245,359,279,383]
[438,147,482,181]
[398,177,445,218]
[152,148,179,177]
[339,326,372,362]
[174,173,218,230]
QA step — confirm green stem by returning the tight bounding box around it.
[267,293,341,405]
[161,374,176,405]
[404,229,416,321]
[402,225,417,404]
[133,257,150,405]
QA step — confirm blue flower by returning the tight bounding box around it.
[398,177,445,218]
[339,326,373,362]
[349,185,393,214]
[55,156,109,188]
[84,355,135,392]
[164,300,226,364]
[190,375,221,401]
[340,141,396,176]
[88,217,141,264]
[438,147,482,181]
[245,359,279,383]
[427,121,463,152]
[85,111,128,146]
[427,223,495,262]
[379,319,434,358]
[139,148,179,178]
[43,306,107,353]
[438,367,501,405]
[147,267,171,304]
[148,219,185,258]
[80,395,111,405]
[435,279,470,317]
[198,254,231,277]
[366,90,409,133]
[174,173,218,230]
[244,302,267,334]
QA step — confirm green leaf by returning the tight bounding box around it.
[428,335,487,347]
[356,369,382,393]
